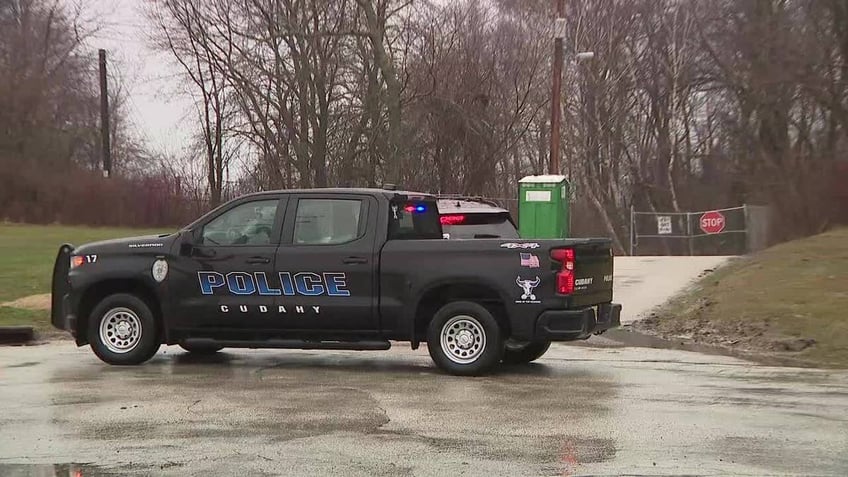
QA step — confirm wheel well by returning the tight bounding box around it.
[413,283,508,342]
[76,279,162,344]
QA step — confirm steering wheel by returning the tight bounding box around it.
[233,225,272,245]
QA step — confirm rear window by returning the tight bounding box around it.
[441,212,518,239]
[388,200,443,240]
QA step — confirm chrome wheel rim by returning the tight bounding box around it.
[440,315,486,364]
[99,307,142,354]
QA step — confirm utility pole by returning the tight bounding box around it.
[98,49,112,178]
[549,0,565,175]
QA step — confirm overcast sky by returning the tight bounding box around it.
[83,0,193,157]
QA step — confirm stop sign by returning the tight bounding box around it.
[699,210,726,234]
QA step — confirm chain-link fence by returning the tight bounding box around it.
[630,205,771,256]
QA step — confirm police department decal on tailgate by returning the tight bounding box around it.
[574,277,593,291]
[198,271,349,315]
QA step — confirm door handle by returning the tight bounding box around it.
[192,247,216,258]
[342,256,368,265]
[246,256,270,264]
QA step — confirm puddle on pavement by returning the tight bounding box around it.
[0,463,138,477]
[6,361,40,369]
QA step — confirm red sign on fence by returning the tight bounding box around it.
[699,210,726,234]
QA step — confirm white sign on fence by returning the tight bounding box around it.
[657,215,672,234]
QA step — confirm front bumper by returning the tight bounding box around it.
[53,294,78,334]
[535,303,621,341]
[50,244,77,336]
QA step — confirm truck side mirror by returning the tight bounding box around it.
[179,228,201,256]
[191,227,203,244]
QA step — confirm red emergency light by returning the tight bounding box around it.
[439,214,466,225]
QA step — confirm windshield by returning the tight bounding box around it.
[441,212,518,239]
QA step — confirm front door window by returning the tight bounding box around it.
[202,200,279,246]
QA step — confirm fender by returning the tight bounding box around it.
[69,255,169,343]
[406,275,513,339]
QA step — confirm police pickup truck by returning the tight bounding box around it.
[51,188,620,375]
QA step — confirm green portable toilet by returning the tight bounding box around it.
[518,175,570,239]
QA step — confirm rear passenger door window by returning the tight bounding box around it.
[293,199,364,245]
[276,194,377,332]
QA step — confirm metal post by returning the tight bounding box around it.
[743,203,750,253]
[99,49,112,178]
[567,180,572,237]
[549,0,565,175]
[629,204,634,256]
[686,212,693,256]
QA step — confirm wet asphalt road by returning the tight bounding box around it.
[1,341,847,476]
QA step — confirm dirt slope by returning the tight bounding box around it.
[635,228,848,367]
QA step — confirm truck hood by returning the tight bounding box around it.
[73,232,180,255]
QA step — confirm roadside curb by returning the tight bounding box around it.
[604,326,836,369]
[0,326,35,345]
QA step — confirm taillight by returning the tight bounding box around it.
[551,248,574,269]
[551,248,575,295]
[556,272,574,295]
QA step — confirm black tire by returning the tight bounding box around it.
[87,293,160,365]
[179,343,224,354]
[426,301,504,376]
[502,341,551,365]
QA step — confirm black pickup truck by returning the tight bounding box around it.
[51,188,620,375]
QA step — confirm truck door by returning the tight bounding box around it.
[274,194,378,334]
[170,196,286,331]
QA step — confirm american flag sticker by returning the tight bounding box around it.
[520,253,540,268]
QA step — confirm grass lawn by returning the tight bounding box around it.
[0,223,170,329]
[0,306,50,331]
[640,227,848,367]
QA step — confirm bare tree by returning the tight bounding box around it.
[140,0,848,247]
[151,0,235,205]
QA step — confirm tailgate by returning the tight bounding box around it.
[557,240,614,307]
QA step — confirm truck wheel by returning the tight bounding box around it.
[87,293,160,365]
[179,343,224,354]
[502,341,551,365]
[427,301,504,376]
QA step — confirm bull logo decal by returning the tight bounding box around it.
[515,276,541,301]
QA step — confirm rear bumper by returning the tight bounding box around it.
[534,303,621,341]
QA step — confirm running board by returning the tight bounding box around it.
[182,338,391,351]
